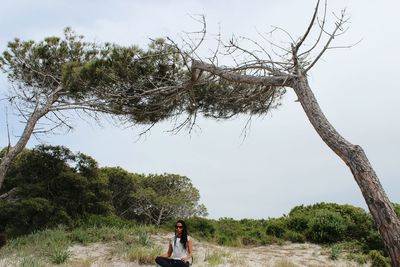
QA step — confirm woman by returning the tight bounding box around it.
[155,220,193,267]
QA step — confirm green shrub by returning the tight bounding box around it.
[329,244,341,260]
[283,230,305,243]
[346,252,368,265]
[204,249,230,266]
[369,250,390,267]
[0,197,70,237]
[265,218,287,238]
[241,236,260,246]
[287,213,310,233]
[20,257,43,267]
[364,229,385,252]
[137,231,153,247]
[1,145,113,237]
[48,248,71,264]
[306,210,347,243]
[126,245,162,264]
[77,214,136,229]
[186,217,216,239]
[69,225,134,245]
[260,235,283,245]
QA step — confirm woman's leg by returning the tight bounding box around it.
[171,260,190,267]
[155,256,174,267]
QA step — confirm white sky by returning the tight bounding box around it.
[0,0,399,219]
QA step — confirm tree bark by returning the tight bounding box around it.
[0,94,57,190]
[292,71,400,267]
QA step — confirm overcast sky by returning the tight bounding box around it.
[1,0,399,219]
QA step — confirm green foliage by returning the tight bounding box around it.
[0,220,158,265]
[306,209,347,243]
[204,249,230,266]
[100,167,140,218]
[61,38,189,124]
[185,217,216,239]
[0,28,286,130]
[20,257,44,267]
[126,245,163,264]
[0,145,112,236]
[48,248,70,264]
[329,244,341,260]
[0,197,70,236]
[346,252,368,264]
[76,214,137,229]
[132,173,208,224]
[287,202,378,247]
[265,218,287,238]
[0,227,70,262]
[137,231,153,247]
[369,250,390,267]
[287,212,309,233]
[282,230,305,243]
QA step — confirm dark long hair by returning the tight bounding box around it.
[174,219,188,249]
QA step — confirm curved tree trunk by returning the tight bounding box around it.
[0,108,46,189]
[292,71,400,267]
[0,92,58,190]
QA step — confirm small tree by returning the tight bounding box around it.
[132,173,208,225]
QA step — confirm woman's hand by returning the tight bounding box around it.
[180,256,189,262]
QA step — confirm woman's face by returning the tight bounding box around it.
[175,222,183,237]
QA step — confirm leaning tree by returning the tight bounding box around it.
[178,2,400,265]
[88,1,398,264]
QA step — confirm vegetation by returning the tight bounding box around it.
[0,218,158,266]
[0,145,207,237]
[0,144,397,265]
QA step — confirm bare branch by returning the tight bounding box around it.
[191,60,293,87]
[296,0,321,52]
[305,9,347,72]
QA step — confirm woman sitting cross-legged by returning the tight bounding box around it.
[155,220,193,267]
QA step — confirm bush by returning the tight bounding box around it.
[283,230,305,243]
[369,250,390,267]
[287,213,309,233]
[364,229,385,252]
[186,217,216,239]
[241,236,260,246]
[306,210,347,243]
[126,245,162,264]
[0,197,70,236]
[265,218,287,238]
[77,214,136,229]
[329,244,341,260]
[1,145,113,236]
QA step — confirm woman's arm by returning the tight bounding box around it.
[181,238,193,262]
[159,243,173,258]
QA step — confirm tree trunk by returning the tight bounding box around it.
[292,71,400,267]
[0,106,51,190]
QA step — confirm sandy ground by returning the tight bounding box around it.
[0,233,369,267]
[65,234,367,267]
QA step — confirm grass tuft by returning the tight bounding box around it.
[204,249,230,266]
[126,245,162,264]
